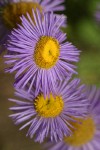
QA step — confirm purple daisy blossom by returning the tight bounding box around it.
[5,10,80,96]
[95,5,100,24]
[45,86,100,150]
[9,78,88,143]
[0,0,65,53]
[9,0,65,12]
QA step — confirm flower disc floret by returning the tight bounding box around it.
[2,1,42,28]
[34,94,63,117]
[64,117,95,146]
[34,36,60,69]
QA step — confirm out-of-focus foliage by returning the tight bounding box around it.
[62,0,100,87]
[64,0,100,48]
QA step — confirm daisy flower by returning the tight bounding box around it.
[95,4,100,24]
[5,10,80,96]
[0,0,65,52]
[46,86,100,150]
[9,79,88,143]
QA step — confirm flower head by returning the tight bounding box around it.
[5,10,80,96]
[0,0,65,52]
[9,79,88,143]
[46,86,100,150]
[95,4,100,24]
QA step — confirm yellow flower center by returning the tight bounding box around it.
[64,117,95,147]
[34,36,60,69]
[34,94,64,118]
[2,2,42,29]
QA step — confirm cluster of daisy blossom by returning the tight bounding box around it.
[0,0,100,150]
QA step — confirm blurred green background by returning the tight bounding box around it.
[0,0,100,150]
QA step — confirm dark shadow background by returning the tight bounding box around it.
[0,0,100,150]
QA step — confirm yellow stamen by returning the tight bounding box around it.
[64,117,95,147]
[2,2,42,28]
[34,36,60,69]
[34,94,64,118]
